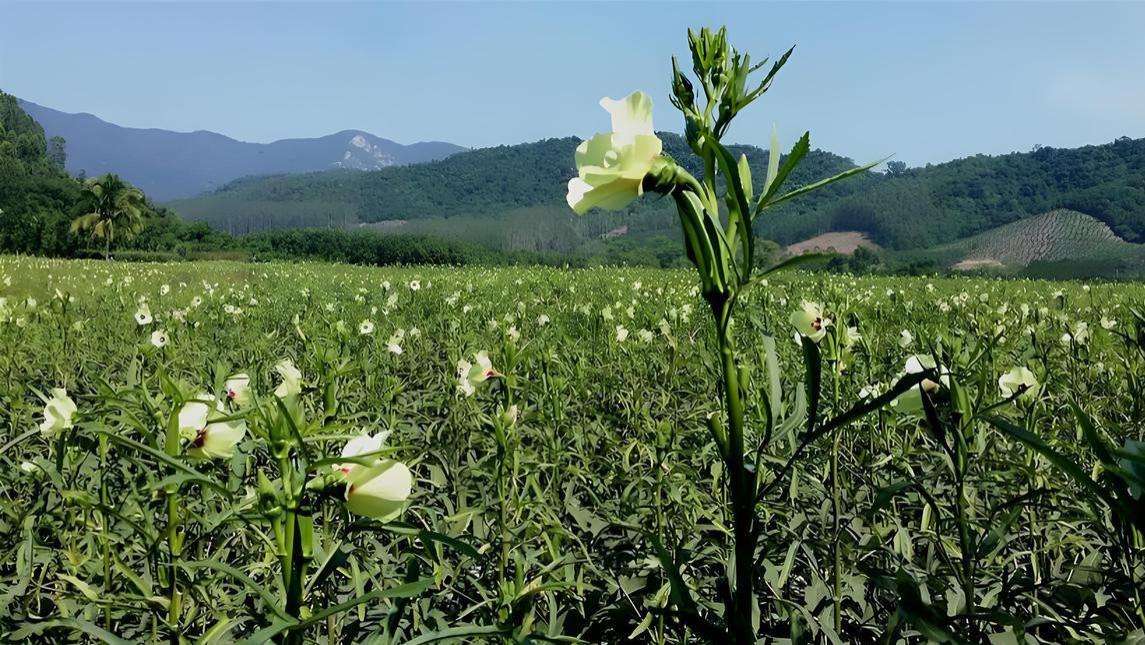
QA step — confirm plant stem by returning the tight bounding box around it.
[277,449,307,645]
[163,409,182,640]
[954,470,974,619]
[830,369,842,634]
[715,298,754,642]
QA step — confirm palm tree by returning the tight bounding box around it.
[70,174,148,260]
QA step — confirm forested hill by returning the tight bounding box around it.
[170,133,1145,250]
[168,133,869,237]
[0,93,81,255]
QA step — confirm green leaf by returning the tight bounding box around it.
[89,425,231,496]
[757,131,809,209]
[181,560,294,621]
[766,156,885,209]
[403,624,512,645]
[352,521,481,559]
[871,480,916,516]
[297,577,433,627]
[764,125,780,196]
[11,618,132,644]
[986,415,1118,509]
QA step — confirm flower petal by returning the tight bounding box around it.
[599,91,655,140]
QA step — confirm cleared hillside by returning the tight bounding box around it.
[921,210,1143,269]
[787,231,880,255]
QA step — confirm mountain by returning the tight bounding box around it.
[168,133,866,239]
[16,99,466,200]
[168,132,1145,254]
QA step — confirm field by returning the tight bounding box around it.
[2,256,1144,643]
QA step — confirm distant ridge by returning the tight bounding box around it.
[16,99,466,200]
[168,132,1145,256]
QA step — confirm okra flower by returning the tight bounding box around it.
[274,359,302,399]
[892,354,948,415]
[790,301,831,344]
[135,303,153,326]
[225,373,251,406]
[40,388,77,437]
[150,329,168,348]
[336,432,413,521]
[566,91,665,215]
[456,351,499,397]
[999,366,1039,401]
[178,394,248,459]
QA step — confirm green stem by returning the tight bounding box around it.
[100,435,112,631]
[277,449,308,645]
[163,408,182,640]
[954,470,974,618]
[830,371,842,634]
[715,298,754,642]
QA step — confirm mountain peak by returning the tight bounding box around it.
[15,98,465,199]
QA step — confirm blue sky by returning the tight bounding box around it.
[2,1,1143,167]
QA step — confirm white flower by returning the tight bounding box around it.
[566,90,663,215]
[179,394,247,459]
[336,433,412,521]
[457,351,498,396]
[898,329,913,348]
[178,395,213,440]
[408,280,421,291]
[615,325,629,342]
[359,319,375,336]
[225,374,251,406]
[150,329,168,348]
[893,355,947,415]
[40,388,77,437]
[790,301,831,344]
[135,303,153,326]
[536,314,550,326]
[274,359,303,399]
[456,359,475,397]
[999,367,1039,401]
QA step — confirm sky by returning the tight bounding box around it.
[1,1,1144,168]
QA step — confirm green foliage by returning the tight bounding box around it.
[1,259,1143,642]
[242,228,493,265]
[0,91,82,256]
[71,174,149,259]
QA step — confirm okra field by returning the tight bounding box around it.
[2,256,1144,643]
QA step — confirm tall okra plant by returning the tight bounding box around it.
[567,27,928,640]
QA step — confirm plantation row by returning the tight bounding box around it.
[0,255,1142,642]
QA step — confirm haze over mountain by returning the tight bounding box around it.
[17,99,466,201]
